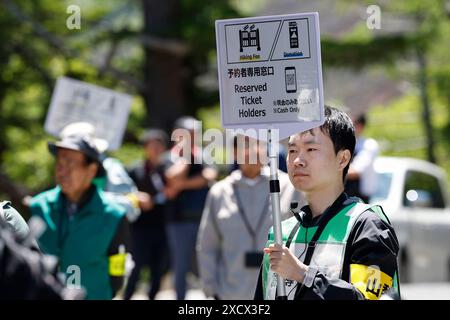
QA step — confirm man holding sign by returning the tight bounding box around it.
[255,106,400,300]
[216,11,326,300]
[217,12,400,300]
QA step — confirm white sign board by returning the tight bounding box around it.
[216,12,324,140]
[45,77,132,150]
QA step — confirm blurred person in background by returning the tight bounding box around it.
[165,116,218,300]
[30,128,130,300]
[345,114,379,203]
[197,135,305,299]
[123,129,170,300]
[59,122,141,224]
[227,139,288,174]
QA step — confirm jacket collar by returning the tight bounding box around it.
[48,185,100,218]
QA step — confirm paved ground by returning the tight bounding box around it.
[120,272,210,300]
[120,272,450,300]
[400,283,450,300]
[127,282,450,300]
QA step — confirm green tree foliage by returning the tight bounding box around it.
[0,0,239,210]
[323,0,450,167]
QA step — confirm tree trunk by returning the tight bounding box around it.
[0,172,31,216]
[417,48,436,164]
[141,0,187,133]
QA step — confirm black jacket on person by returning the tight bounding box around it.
[128,161,167,227]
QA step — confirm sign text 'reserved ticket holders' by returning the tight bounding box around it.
[216,12,324,140]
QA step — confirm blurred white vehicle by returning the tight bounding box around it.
[370,157,450,283]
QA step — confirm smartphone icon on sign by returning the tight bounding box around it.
[285,67,297,93]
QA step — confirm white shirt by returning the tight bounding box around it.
[351,137,379,196]
[235,166,270,187]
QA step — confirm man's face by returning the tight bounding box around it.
[234,136,266,172]
[144,139,166,161]
[287,128,349,193]
[55,148,97,199]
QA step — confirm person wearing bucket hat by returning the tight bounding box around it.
[47,127,106,177]
[59,122,141,224]
[30,122,130,300]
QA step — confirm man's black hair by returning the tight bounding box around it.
[140,129,169,147]
[307,105,355,181]
[76,153,102,177]
[233,135,250,149]
[354,114,366,127]
[83,155,97,166]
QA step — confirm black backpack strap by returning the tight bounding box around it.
[285,221,301,248]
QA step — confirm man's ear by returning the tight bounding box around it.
[337,149,352,170]
[87,162,99,180]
